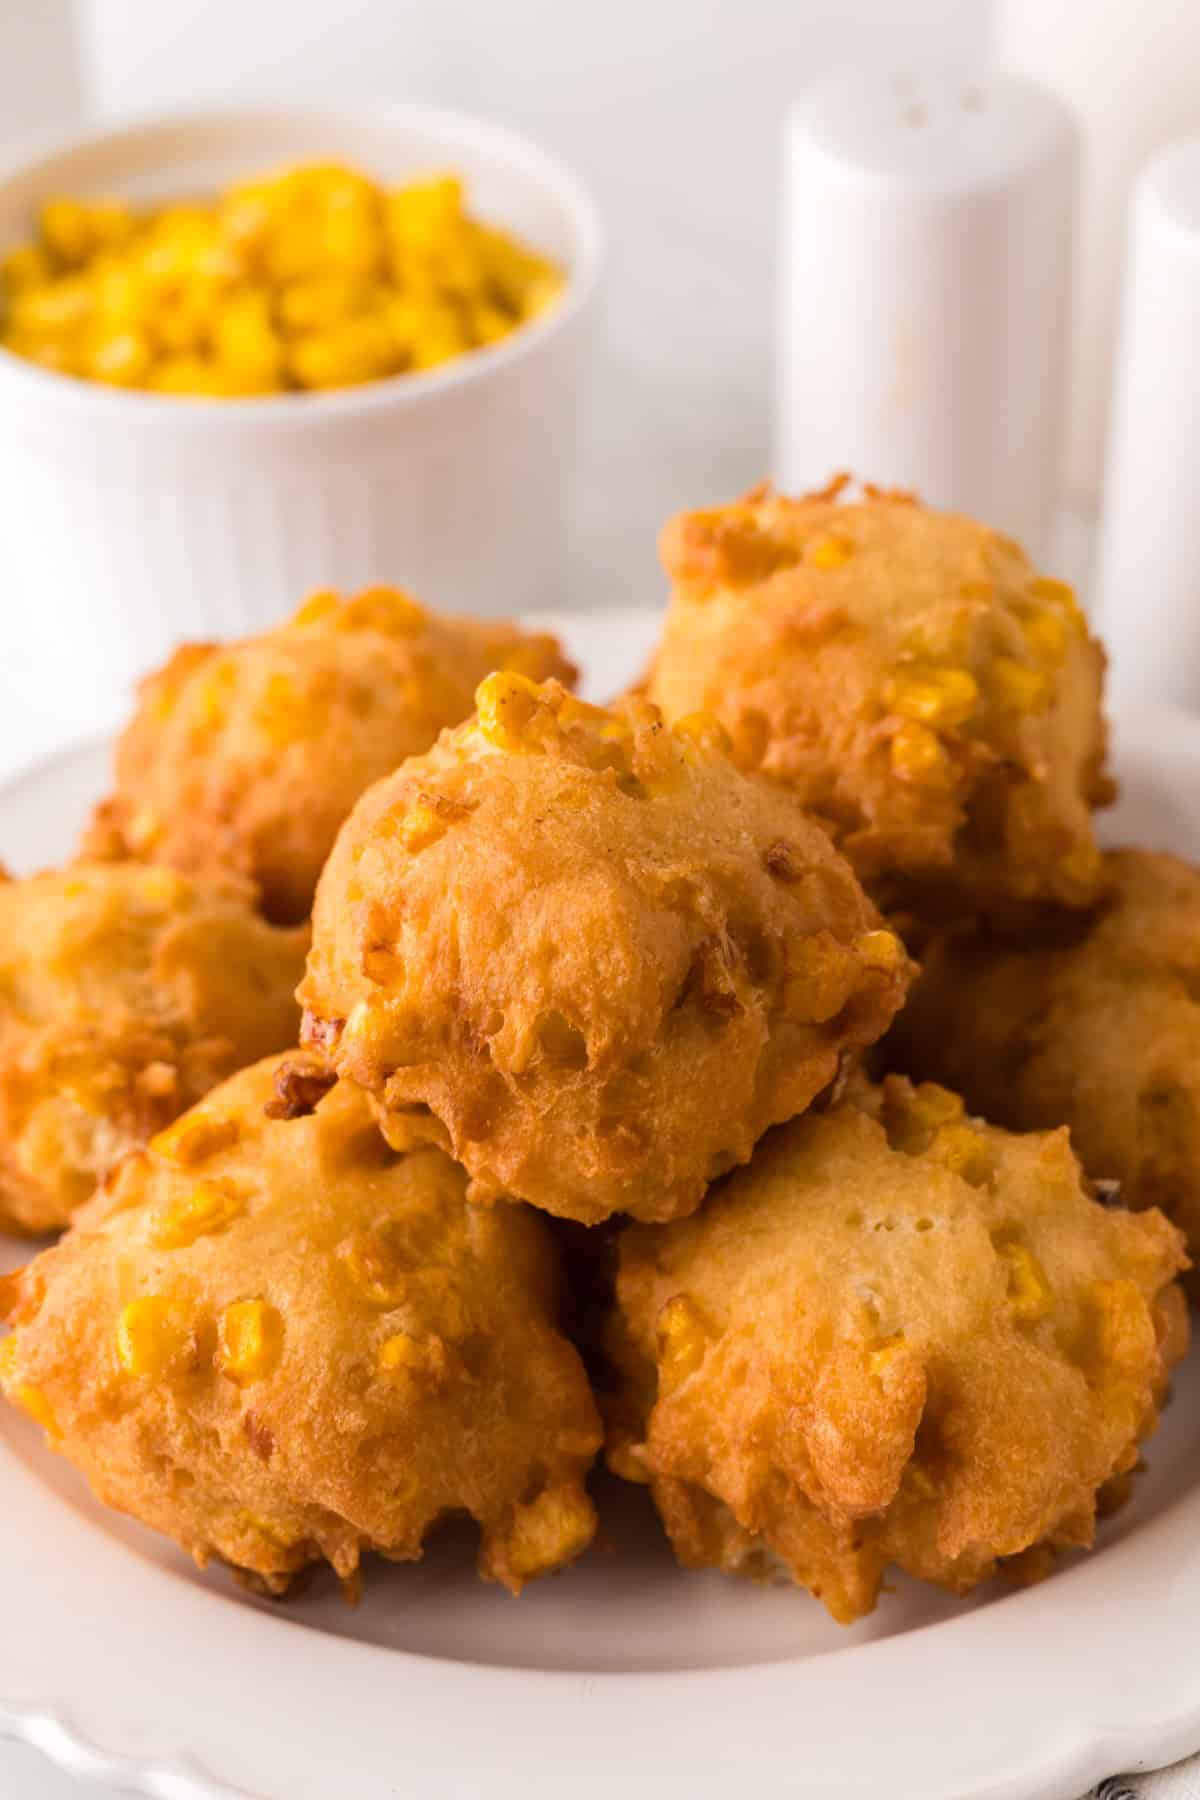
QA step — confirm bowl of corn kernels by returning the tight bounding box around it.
[0,105,602,707]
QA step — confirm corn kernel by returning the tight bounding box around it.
[1,245,51,293]
[868,1334,907,1380]
[910,1084,965,1130]
[783,932,858,1024]
[116,1297,194,1378]
[254,671,312,746]
[809,533,854,570]
[1031,576,1083,622]
[885,666,979,730]
[314,211,381,281]
[378,1331,423,1372]
[383,294,438,355]
[557,691,617,733]
[384,797,447,854]
[277,271,374,332]
[135,868,184,909]
[339,1228,411,1308]
[153,1180,244,1249]
[151,1113,239,1168]
[91,261,145,333]
[377,1331,447,1380]
[932,1123,994,1188]
[475,671,543,750]
[387,788,472,856]
[386,175,464,253]
[147,293,210,357]
[505,1486,594,1579]
[289,315,401,390]
[234,1508,296,1554]
[128,805,162,849]
[12,1380,60,1438]
[0,1338,51,1433]
[11,275,93,337]
[88,330,153,388]
[885,1080,965,1155]
[672,711,732,758]
[149,356,228,397]
[997,1241,1052,1321]
[141,207,223,282]
[656,1294,709,1388]
[859,929,903,973]
[607,1440,651,1485]
[218,1299,283,1386]
[468,299,515,345]
[889,719,948,780]
[1088,1278,1146,1367]
[522,271,563,319]
[211,287,283,387]
[991,656,1051,714]
[410,319,468,371]
[40,198,101,266]
[1022,608,1070,664]
[290,589,340,628]
[193,660,237,730]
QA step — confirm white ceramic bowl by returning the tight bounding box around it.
[0,105,602,711]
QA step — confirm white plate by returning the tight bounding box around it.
[2,612,1200,1800]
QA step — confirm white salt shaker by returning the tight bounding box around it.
[775,68,1078,558]
[994,0,1200,511]
[1094,141,1200,707]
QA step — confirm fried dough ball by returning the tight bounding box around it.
[647,479,1112,925]
[0,1057,601,1595]
[606,1074,1187,1624]
[299,674,913,1226]
[889,848,1200,1264]
[83,587,575,923]
[0,864,307,1235]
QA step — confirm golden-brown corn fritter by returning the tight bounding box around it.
[0,1057,601,1596]
[0,863,307,1234]
[889,848,1200,1266]
[298,674,913,1226]
[606,1074,1187,1624]
[83,586,575,923]
[647,479,1112,926]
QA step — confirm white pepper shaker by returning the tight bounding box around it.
[1095,141,1200,707]
[775,68,1078,558]
[995,0,1200,511]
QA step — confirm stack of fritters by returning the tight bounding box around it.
[1,487,1193,1625]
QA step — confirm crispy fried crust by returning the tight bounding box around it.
[0,1057,601,1594]
[0,864,307,1234]
[647,482,1112,925]
[82,588,576,923]
[606,1074,1187,1623]
[889,847,1200,1266]
[298,676,913,1225]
